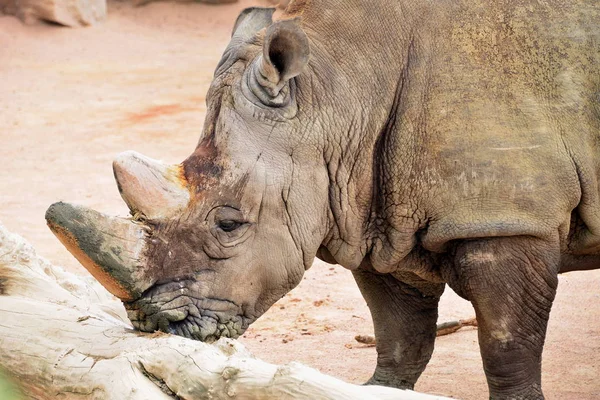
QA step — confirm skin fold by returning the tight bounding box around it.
[46,1,600,399]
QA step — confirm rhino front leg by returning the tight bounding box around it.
[353,268,443,390]
[448,236,559,400]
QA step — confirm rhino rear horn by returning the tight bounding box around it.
[113,151,190,220]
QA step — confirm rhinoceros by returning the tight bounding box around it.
[45,0,600,398]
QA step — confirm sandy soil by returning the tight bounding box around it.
[1,2,599,399]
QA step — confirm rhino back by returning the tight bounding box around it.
[378,0,600,254]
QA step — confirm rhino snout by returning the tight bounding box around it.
[125,282,251,342]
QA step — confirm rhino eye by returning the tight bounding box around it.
[218,220,243,232]
[208,206,251,245]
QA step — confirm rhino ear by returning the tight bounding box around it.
[215,7,276,77]
[254,18,310,98]
[232,7,275,40]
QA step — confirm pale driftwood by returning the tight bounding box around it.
[0,0,106,27]
[0,223,450,400]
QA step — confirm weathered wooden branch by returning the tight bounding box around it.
[436,318,478,336]
[0,222,449,400]
[355,318,479,347]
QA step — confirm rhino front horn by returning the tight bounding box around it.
[113,151,190,220]
[45,202,154,301]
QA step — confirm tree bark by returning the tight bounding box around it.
[0,0,106,27]
[0,222,449,400]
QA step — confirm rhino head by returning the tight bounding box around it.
[45,8,334,342]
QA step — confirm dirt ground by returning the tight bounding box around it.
[1,1,599,399]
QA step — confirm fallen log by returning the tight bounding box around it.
[0,222,449,400]
[0,0,106,26]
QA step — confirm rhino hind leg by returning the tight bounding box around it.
[352,268,443,390]
[446,236,559,400]
[559,253,600,273]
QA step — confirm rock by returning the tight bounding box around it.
[0,0,106,27]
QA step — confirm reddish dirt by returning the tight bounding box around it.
[1,2,599,399]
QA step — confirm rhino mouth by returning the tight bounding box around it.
[125,281,252,341]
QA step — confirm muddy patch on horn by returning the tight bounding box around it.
[45,202,154,301]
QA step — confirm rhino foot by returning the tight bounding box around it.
[364,375,414,391]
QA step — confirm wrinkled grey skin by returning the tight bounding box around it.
[54,1,600,399]
[123,9,324,342]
